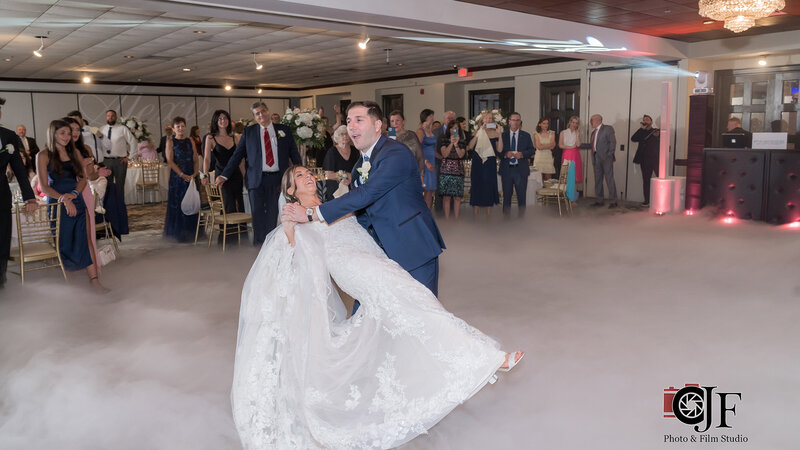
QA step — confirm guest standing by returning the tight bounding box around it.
[164,117,199,242]
[36,120,106,292]
[157,125,173,163]
[559,115,583,194]
[15,125,40,163]
[389,110,425,180]
[96,110,137,191]
[1,98,38,287]
[67,111,99,161]
[500,112,535,216]
[215,102,301,246]
[631,114,660,206]
[437,120,466,219]
[190,126,203,158]
[202,110,245,217]
[416,109,437,208]
[466,111,502,217]
[590,114,618,208]
[323,125,359,188]
[533,118,556,181]
[64,117,101,269]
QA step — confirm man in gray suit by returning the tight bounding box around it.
[590,114,618,208]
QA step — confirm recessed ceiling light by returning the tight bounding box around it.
[3,58,11,62]
[257,88,262,94]
[396,63,403,66]
[124,55,134,59]
[224,84,232,91]
[758,58,767,66]
[664,8,671,13]
[82,76,91,84]
[194,30,206,34]
[703,20,715,25]
[182,67,191,72]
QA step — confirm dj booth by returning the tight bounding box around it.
[702,148,800,224]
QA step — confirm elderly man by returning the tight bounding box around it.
[589,114,618,208]
[15,125,40,162]
[97,109,137,190]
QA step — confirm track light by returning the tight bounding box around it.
[252,52,263,70]
[33,35,47,57]
[257,88,263,94]
[358,37,370,50]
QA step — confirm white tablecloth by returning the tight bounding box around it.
[124,165,170,205]
[496,170,543,204]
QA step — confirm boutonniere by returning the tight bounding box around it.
[356,161,371,181]
[1,143,15,155]
[277,130,286,138]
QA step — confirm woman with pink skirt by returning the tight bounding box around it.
[559,115,583,197]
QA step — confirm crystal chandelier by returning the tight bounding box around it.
[698,0,785,33]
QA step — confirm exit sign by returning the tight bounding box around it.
[458,67,468,77]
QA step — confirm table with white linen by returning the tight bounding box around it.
[124,163,170,205]
[496,169,543,204]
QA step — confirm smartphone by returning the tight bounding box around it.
[485,123,496,129]
[388,126,397,139]
[451,128,459,138]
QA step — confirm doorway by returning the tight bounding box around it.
[469,88,514,119]
[382,94,403,118]
[541,80,580,178]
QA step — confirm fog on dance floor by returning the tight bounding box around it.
[1,207,798,449]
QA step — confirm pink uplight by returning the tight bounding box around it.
[684,209,695,216]
[722,217,736,224]
[782,220,800,229]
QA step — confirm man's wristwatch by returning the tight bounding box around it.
[306,208,314,222]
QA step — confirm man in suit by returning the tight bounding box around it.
[15,125,40,163]
[1,98,38,287]
[631,114,660,206]
[216,102,300,245]
[284,101,445,296]
[500,112,535,216]
[590,114,618,208]
[157,125,173,163]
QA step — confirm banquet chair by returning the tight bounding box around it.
[136,163,161,205]
[205,183,252,252]
[535,160,573,217]
[8,202,67,284]
[194,196,214,246]
[94,192,120,255]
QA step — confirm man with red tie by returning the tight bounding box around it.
[216,102,300,245]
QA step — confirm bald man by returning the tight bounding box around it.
[589,114,618,208]
[15,125,39,162]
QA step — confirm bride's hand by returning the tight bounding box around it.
[282,220,296,246]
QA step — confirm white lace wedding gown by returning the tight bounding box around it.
[231,216,506,449]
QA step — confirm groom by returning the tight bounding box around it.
[283,101,445,296]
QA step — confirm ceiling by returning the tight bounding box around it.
[458,0,800,43]
[0,0,560,90]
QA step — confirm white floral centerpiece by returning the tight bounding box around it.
[120,116,151,143]
[469,109,507,132]
[237,117,256,129]
[281,108,325,150]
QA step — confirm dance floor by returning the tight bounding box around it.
[1,205,798,449]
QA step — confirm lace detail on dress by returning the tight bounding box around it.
[231,217,507,449]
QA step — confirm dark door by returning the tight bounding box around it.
[541,79,580,176]
[469,88,514,119]
[382,94,403,118]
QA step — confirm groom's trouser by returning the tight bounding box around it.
[351,257,439,315]
[249,171,282,246]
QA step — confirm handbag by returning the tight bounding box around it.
[97,244,116,267]
[181,179,201,215]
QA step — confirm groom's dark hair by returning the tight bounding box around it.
[346,101,383,123]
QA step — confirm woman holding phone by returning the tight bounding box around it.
[466,111,502,217]
[437,120,466,219]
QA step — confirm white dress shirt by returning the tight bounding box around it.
[592,124,602,153]
[19,136,29,152]
[98,123,137,159]
[261,123,279,172]
[82,126,100,161]
[316,138,378,222]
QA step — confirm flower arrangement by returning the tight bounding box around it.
[281,108,325,149]
[120,116,151,143]
[469,109,507,132]
[237,117,256,129]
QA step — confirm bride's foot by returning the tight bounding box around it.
[498,350,524,373]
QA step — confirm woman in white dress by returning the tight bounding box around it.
[533,118,556,180]
[231,165,524,449]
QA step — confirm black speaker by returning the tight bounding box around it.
[765,151,800,224]
[702,149,765,220]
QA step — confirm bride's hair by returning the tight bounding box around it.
[282,164,325,204]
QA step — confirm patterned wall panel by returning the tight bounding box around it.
[702,149,765,220]
[765,151,800,224]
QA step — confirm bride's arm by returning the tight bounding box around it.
[283,220,296,246]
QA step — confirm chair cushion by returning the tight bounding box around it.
[10,242,58,261]
[221,212,252,224]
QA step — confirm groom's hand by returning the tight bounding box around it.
[282,202,309,223]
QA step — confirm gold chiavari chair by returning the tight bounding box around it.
[205,183,253,251]
[9,202,67,284]
[136,162,162,204]
[536,160,573,217]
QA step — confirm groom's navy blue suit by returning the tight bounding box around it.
[220,123,300,245]
[320,134,445,296]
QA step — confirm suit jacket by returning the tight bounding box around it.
[631,128,660,165]
[319,135,445,272]
[1,127,35,203]
[21,136,40,161]
[157,135,170,162]
[499,129,535,177]
[591,124,617,161]
[220,123,300,189]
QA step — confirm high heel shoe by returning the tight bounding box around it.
[497,351,524,373]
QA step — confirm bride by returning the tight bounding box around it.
[231,165,524,449]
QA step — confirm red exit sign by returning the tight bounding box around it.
[458,67,468,77]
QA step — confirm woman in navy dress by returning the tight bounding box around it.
[164,116,199,242]
[36,119,106,292]
[467,112,503,217]
[416,109,438,209]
